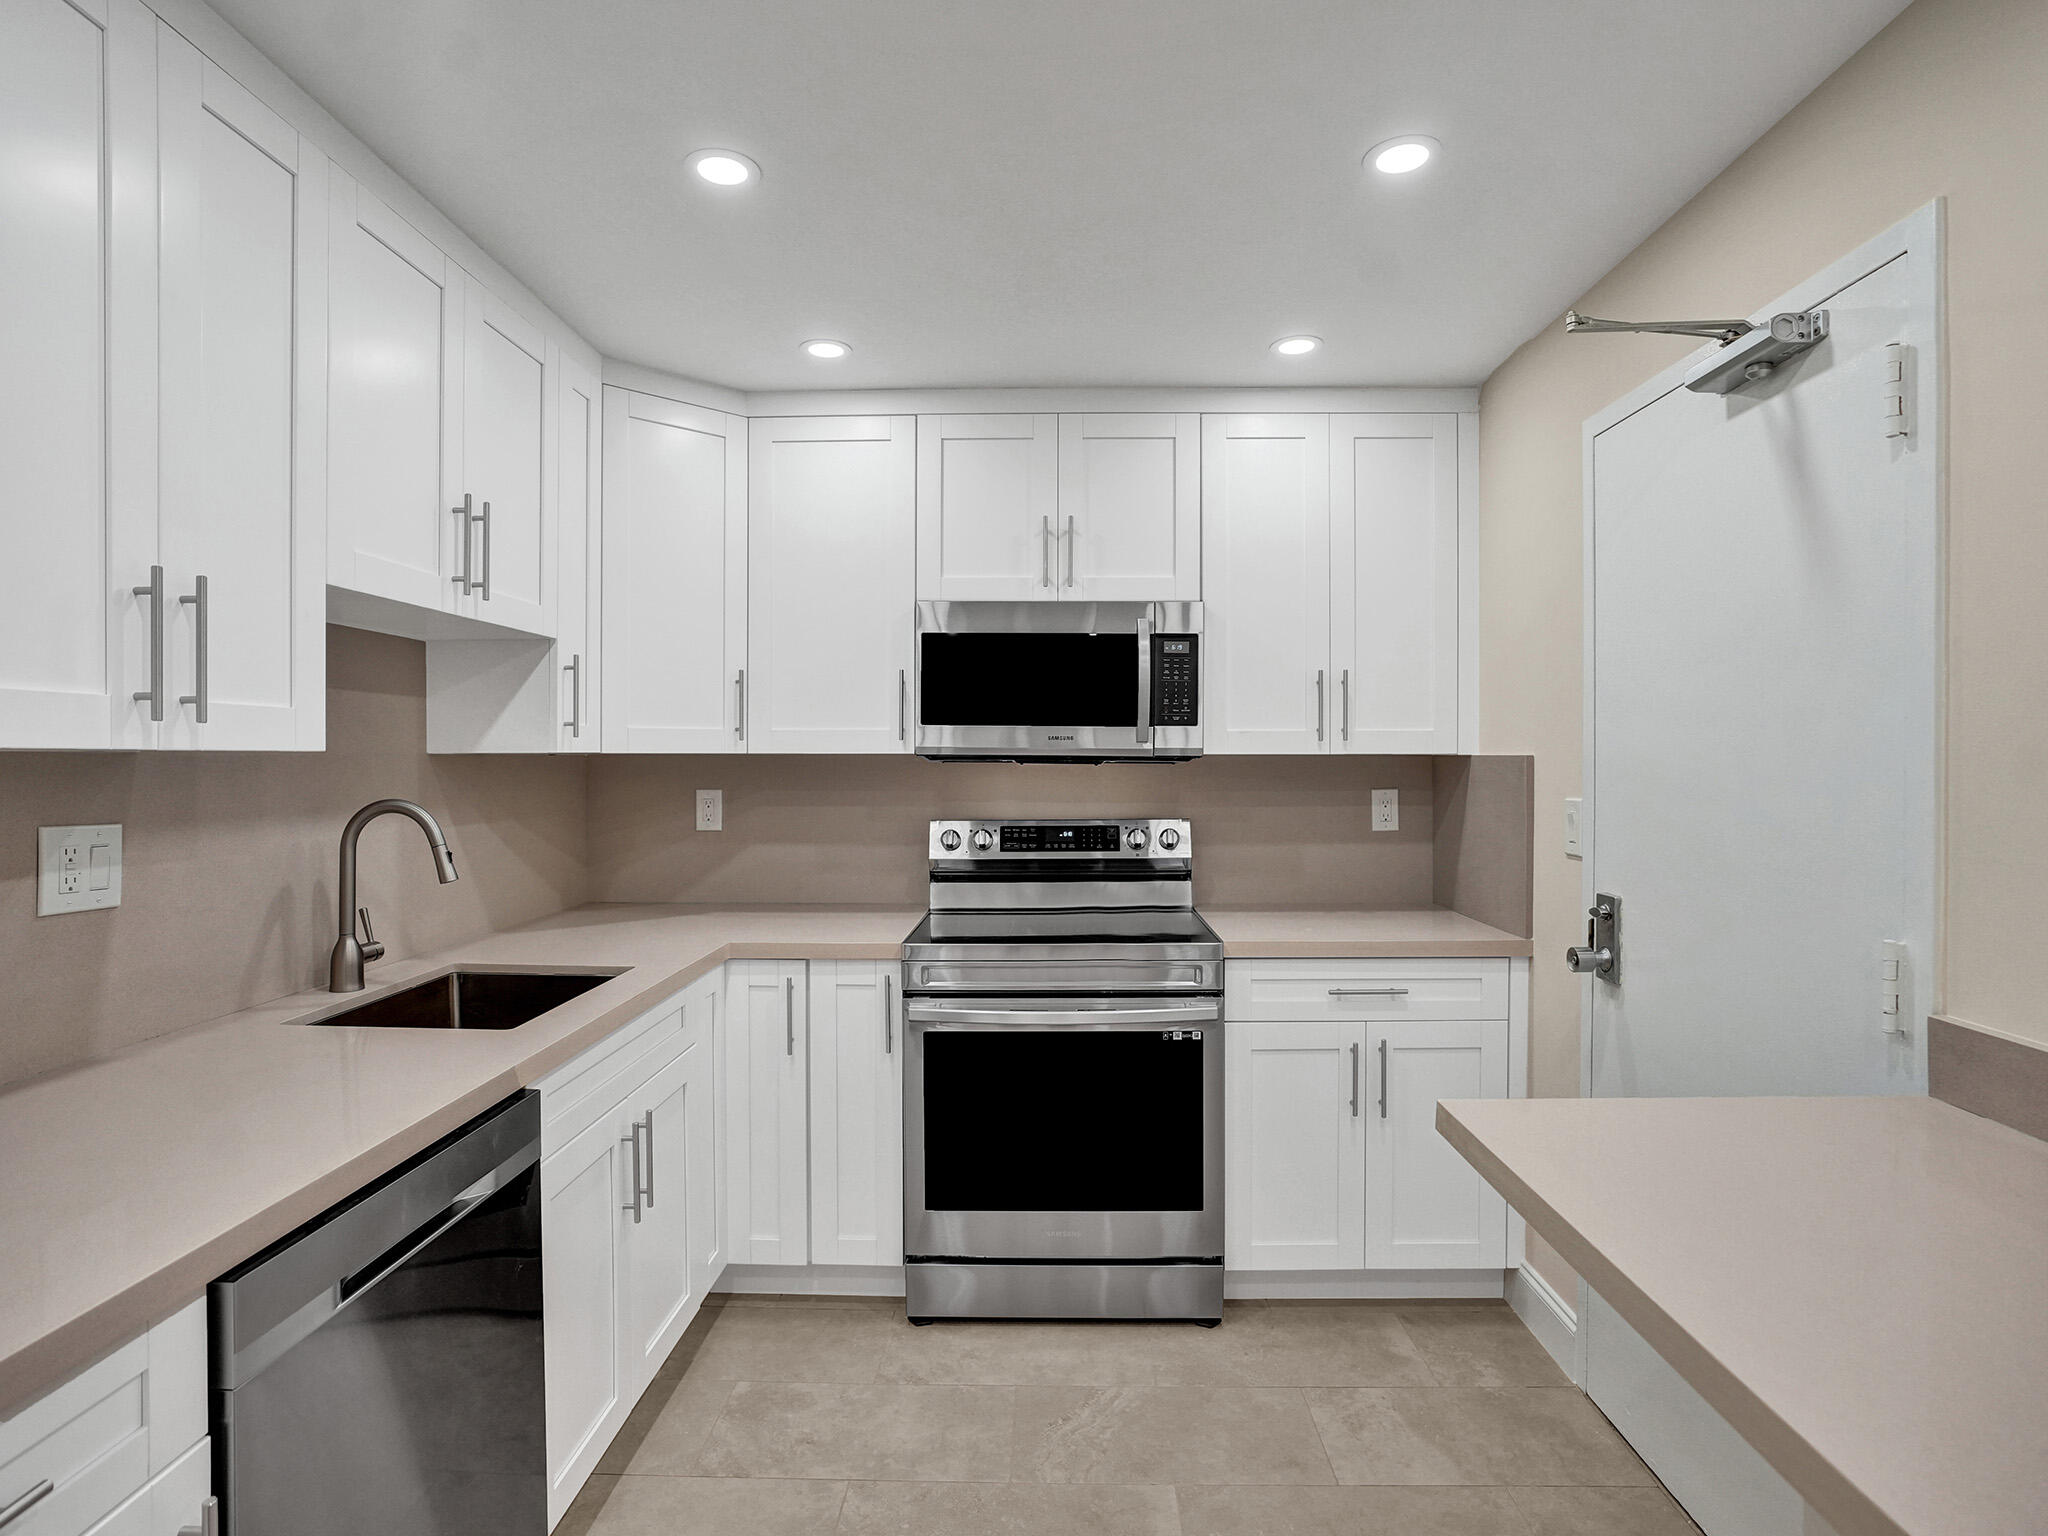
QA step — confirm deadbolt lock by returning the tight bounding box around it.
[1566,894,1621,982]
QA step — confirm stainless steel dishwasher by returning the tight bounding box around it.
[210,1091,544,1536]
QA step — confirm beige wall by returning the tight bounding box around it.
[1478,0,2048,1293]
[0,628,587,1089]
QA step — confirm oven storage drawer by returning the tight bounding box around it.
[905,959,1221,994]
[1225,958,1509,1022]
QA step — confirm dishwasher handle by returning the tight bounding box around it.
[336,1170,503,1306]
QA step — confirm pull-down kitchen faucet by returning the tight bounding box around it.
[329,799,460,992]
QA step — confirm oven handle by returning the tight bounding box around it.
[906,999,1221,1028]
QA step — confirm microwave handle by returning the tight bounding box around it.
[1135,609,1153,745]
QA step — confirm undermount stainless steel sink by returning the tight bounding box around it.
[301,968,621,1030]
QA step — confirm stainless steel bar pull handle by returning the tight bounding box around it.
[176,1495,219,1536]
[785,975,796,1056]
[1064,514,1076,587]
[1349,1041,1360,1118]
[563,653,581,737]
[898,669,908,742]
[179,574,208,723]
[621,1116,646,1222]
[1378,1038,1389,1119]
[1315,670,1326,742]
[0,1481,54,1531]
[642,1108,655,1209]
[1328,987,1410,997]
[475,500,492,600]
[133,564,165,720]
[883,974,894,1055]
[452,495,474,593]
[1340,668,1351,741]
[1041,516,1052,587]
[735,670,746,740]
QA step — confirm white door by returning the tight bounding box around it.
[748,416,915,752]
[1224,1020,1366,1270]
[620,1042,704,1389]
[0,0,152,749]
[156,33,325,751]
[1364,1019,1507,1270]
[1200,415,1332,754]
[809,962,903,1266]
[722,962,810,1265]
[1581,211,1940,1534]
[916,414,1058,600]
[459,283,551,634]
[542,1105,627,1529]
[1057,413,1199,601]
[555,354,599,750]
[1331,414,1459,754]
[325,173,461,614]
[600,388,746,752]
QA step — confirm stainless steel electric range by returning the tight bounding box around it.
[901,818,1224,1323]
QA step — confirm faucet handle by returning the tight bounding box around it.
[359,907,385,964]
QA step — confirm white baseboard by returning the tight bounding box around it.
[1507,1264,1580,1382]
[1226,1270,1505,1300]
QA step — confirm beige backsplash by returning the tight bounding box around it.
[0,628,587,1089]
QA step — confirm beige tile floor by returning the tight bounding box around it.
[560,1294,1702,1536]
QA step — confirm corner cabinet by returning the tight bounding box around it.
[1203,413,1468,754]
[1224,958,1516,1274]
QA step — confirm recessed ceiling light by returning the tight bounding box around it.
[1367,135,1440,175]
[687,148,760,187]
[802,339,851,360]
[1271,335,1321,357]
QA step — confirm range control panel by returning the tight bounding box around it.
[930,818,1192,859]
[1151,635,1199,726]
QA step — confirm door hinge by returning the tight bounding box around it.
[1880,939,1908,1036]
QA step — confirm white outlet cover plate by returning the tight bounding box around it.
[1370,788,1399,832]
[695,789,723,832]
[39,824,122,915]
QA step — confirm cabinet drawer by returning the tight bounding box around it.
[0,1339,149,1536]
[539,999,689,1153]
[1226,959,1508,1022]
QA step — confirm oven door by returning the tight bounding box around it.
[903,995,1223,1261]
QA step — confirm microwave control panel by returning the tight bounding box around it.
[1151,635,1200,726]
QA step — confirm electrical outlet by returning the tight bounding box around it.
[695,789,723,832]
[1370,789,1398,833]
[39,824,122,915]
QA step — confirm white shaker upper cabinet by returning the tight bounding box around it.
[916,414,1058,600]
[600,388,747,752]
[325,171,462,617]
[1331,414,1459,754]
[156,30,326,751]
[748,416,916,752]
[1200,415,1332,754]
[457,283,551,635]
[555,353,600,751]
[0,0,153,749]
[1056,413,1199,601]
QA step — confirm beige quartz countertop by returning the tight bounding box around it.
[1438,1094,2048,1536]
[0,900,1521,1418]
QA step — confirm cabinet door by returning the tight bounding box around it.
[542,1104,628,1527]
[1058,413,1199,601]
[1331,414,1460,754]
[916,414,1057,600]
[156,33,325,750]
[1200,415,1332,753]
[620,1042,706,1389]
[809,962,903,1266]
[601,388,746,751]
[326,172,462,613]
[1364,1019,1507,1270]
[1224,1020,1365,1270]
[555,353,600,750]
[748,417,915,752]
[461,283,551,634]
[0,0,152,749]
[721,962,809,1264]
[685,976,725,1299]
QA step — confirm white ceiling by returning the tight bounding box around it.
[208,0,1911,390]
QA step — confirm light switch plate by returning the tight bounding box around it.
[1564,797,1583,858]
[1370,789,1398,833]
[695,789,723,832]
[39,824,122,915]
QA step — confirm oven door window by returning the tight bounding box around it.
[922,1029,1205,1211]
[919,633,1138,726]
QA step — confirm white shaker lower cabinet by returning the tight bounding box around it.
[619,1039,714,1384]
[540,1097,628,1523]
[1225,1020,1368,1270]
[722,962,812,1264]
[809,962,904,1266]
[1225,959,1515,1274]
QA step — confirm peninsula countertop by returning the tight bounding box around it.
[1438,1093,2048,1536]
[0,900,1526,1418]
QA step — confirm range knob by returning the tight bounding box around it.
[1157,826,1181,851]
[970,828,995,852]
[938,828,962,852]
[1125,826,1150,851]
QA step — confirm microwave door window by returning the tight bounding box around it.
[919,634,1138,726]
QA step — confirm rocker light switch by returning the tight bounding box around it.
[39,824,122,915]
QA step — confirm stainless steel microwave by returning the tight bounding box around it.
[914,601,1203,762]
